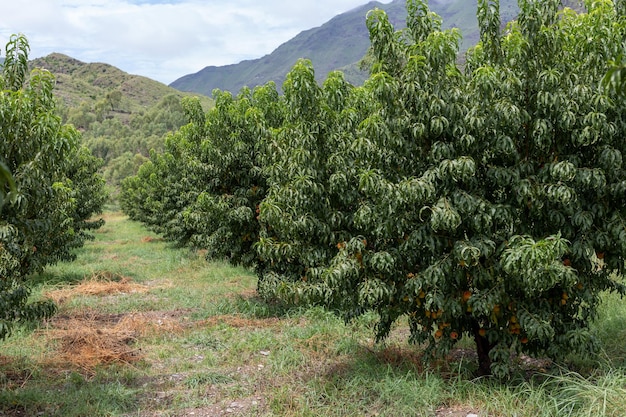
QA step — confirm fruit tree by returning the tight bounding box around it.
[1,35,107,339]
[257,0,626,377]
[121,0,626,377]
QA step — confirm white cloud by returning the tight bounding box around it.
[1,0,384,84]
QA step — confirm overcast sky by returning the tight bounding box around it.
[1,0,389,85]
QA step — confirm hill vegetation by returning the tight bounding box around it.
[30,53,193,110]
[29,53,212,187]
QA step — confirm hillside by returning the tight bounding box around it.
[170,0,521,96]
[30,53,212,112]
[170,0,392,96]
[28,53,213,188]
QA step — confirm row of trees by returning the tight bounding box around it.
[121,0,626,377]
[0,35,108,339]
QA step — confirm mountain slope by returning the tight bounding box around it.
[27,53,214,187]
[30,53,212,111]
[171,0,390,96]
[170,0,521,96]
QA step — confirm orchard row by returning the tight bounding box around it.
[120,0,626,377]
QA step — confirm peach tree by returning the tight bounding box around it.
[120,96,207,244]
[255,62,374,288]
[257,0,626,377]
[181,84,285,268]
[1,35,107,339]
[121,83,285,269]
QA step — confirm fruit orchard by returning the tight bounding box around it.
[0,35,107,339]
[121,0,626,377]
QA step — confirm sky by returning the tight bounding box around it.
[1,0,388,85]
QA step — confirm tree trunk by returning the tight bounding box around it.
[473,327,493,377]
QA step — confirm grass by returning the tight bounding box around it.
[1,211,626,416]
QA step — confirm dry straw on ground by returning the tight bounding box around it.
[40,272,182,371]
[43,310,187,371]
[45,271,150,304]
[45,311,140,371]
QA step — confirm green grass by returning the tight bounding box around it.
[1,211,625,417]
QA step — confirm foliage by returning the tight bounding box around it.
[180,85,285,268]
[122,0,626,377]
[603,54,626,97]
[0,34,108,339]
[120,84,284,268]
[0,161,16,211]
[255,61,374,294]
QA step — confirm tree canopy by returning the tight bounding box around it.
[0,34,108,339]
[121,0,626,377]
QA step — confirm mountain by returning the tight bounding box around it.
[170,0,522,96]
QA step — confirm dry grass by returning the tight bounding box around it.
[40,309,190,372]
[38,273,185,372]
[45,271,150,304]
[43,311,138,371]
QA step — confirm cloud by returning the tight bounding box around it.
[1,0,380,84]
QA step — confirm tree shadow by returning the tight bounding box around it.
[232,291,309,319]
[29,270,86,287]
